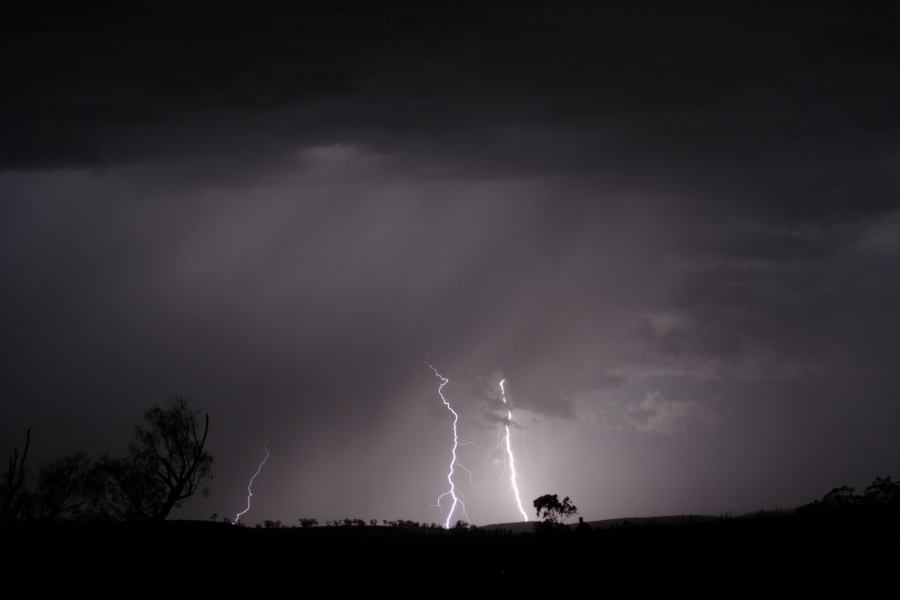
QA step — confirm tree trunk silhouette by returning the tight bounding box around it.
[149,412,210,520]
[1,427,31,523]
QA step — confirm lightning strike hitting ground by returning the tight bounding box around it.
[500,379,529,522]
[427,363,468,528]
[234,435,270,525]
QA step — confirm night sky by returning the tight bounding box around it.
[2,2,899,526]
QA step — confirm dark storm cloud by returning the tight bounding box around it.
[2,2,900,523]
[4,2,900,219]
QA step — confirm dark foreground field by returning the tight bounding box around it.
[4,511,898,591]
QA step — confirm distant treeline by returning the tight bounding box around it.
[224,517,477,530]
[3,396,899,528]
[797,476,900,513]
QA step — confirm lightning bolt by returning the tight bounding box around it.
[500,378,529,522]
[427,363,468,528]
[457,430,508,488]
[234,434,270,525]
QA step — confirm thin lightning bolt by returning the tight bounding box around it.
[457,430,508,488]
[500,378,529,522]
[234,435,270,525]
[427,362,468,528]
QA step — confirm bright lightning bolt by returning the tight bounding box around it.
[427,362,468,528]
[500,378,529,522]
[234,435,270,525]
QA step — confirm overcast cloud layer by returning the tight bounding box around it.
[2,2,899,525]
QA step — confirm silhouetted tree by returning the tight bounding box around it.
[94,397,212,520]
[299,518,319,528]
[91,452,164,520]
[821,485,862,510]
[864,476,900,509]
[0,427,31,524]
[797,477,900,514]
[533,493,578,524]
[31,452,95,521]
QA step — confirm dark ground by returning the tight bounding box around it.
[3,511,898,591]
